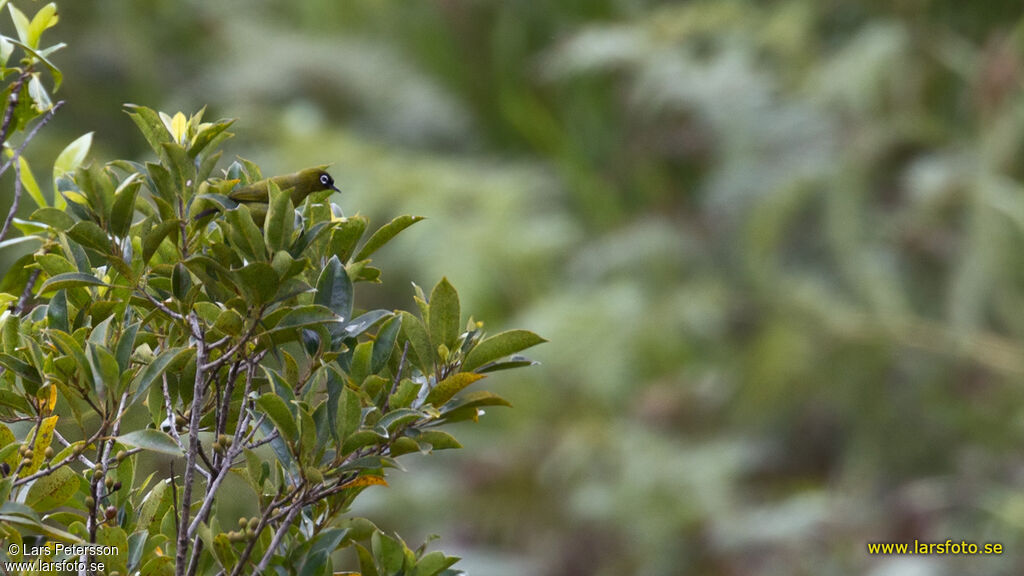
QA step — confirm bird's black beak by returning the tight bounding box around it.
[331,184,341,193]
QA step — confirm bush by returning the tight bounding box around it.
[0,4,544,575]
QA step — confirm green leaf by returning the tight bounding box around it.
[371,315,401,374]
[372,531,406,576]
[29,207,74,230]
[45,289,67,332]
[0,353,40,391]
[263,180,294,253]
[115,321,140,371]
[329,215,367,262]
[0,513,83,543]
[87,342,120,396]
[145,162,177,208]
[95,526,128,574]
[118,429,183,456]
[413,430,462,451]
[38,272,106,293]
[211,533,238,571]
[76,163,115,223]
[110,174,141,237]
[139,556,173,576]
[354,215,423,262]
[378,409,421,433]
[271,305,341,332]
[356,543,381,576]
[476,355,537,373]
[0,476,11,505]
[439,391,512,423]
[172,262,191,301]
[412,551,460,576]
[20,415,57,476]
[125,105,173,161]
[19,156,45,208]
[131,347,189,404]
[461,330,547,372]
[316,255,353,322]
[425,372,486,406]
[232,262,278,305]
[142,219,180,264]
[7,37,63,90]
[66,221,111,254]
[256,393,299,444]
[226,204,266,261]
[53,133,92,190]
[399,311,433,376]
[8,5,29,46]
[339,383,362,443]
[428,278,460,351]
[26,3,57,49]
[187,119,234,159]
[298,405,316,464]
[135,480,168,529]
[25,465,77,511]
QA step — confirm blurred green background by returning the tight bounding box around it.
[7,1,1024,574]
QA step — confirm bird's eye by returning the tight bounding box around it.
[320,175,330,185]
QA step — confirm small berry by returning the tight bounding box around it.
[44,446,53,459]
[85,496,95,509]
[116,450,127,462]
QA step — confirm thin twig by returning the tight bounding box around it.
[162,373,183,447]
[53,430,97,468]
[188,355,261,539]
[201,313,262,372]
[0,101,64,244]
[253,501,304,574]
[0,151,23,243]
[11,268,40,314]
[136,288,185,322]
[0,72,28,148]
[226,489,299,576]
[13,427,105,487]
[175,313,206,576]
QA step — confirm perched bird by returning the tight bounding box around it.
[193,166,340,225]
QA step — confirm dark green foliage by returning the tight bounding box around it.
[0,9,543,570]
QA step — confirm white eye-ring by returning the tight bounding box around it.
[320,175,330,185]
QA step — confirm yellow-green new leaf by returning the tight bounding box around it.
[20,415,58,477]
[425,372,485,407]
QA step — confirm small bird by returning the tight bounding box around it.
[194,166,340,224]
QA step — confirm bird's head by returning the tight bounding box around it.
[307,166,340,193]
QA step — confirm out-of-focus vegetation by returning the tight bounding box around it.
[6,1,1024,574]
